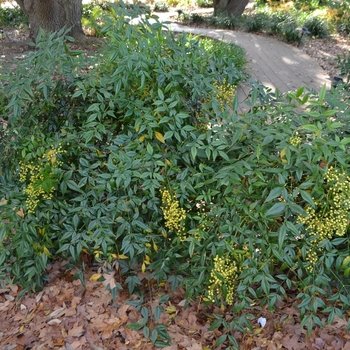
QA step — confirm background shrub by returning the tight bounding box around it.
[241,11,268,32]
[209,14,237,29]
[153,0,169,12]
[0,5,27,27]
[303,15,330,37]
[336,51,350,84]
[277,16,300,42]
[336,18,350,35]
[195,0,212,8]
[267,10,291,35]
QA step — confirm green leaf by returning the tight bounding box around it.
[154,305,163,322]
[341,137,350,145]
[286,221,300,236]
[0,226,6,243]
[322,110,338,117]
[289,203,306,215]
[146,143,153,155]
[218,150,230,162]
[83,130,95,143]
[295,86,304,98]
[69,50,84,56]
[154,340,170,347]
[133,220,151,231]
[191,146,197,161]
[227,334,239,347]
[86,103,101,113]
[208,319,222,331]
[232,93,239,111]
[176,112,189,119]
[127,322,144,330]
[214,334,227,347]
[151,329,158,344]
[182,125,196,131]
[232,128,242,144]
[300,314,312,329]
[164,131,174,140]
[168,100,178,108]
[266,202,286,217]
[66,180,83,193]
[341,256,350,270]
[72,90,83,99]
[300,190,314,208]
[158,88,164,101]
[313,315,323,328]
[41,179,53,193]
[143,326,150,339]
[278,224,286,250]
[159,294,170,304]
[265,187,283,203]
[329,122,345,130]
[141,307,149,322]
[189,239,195,257]
[302,124,320,131]
[318,84,326,103]
[125,275,141,294]
[262,135,274,146]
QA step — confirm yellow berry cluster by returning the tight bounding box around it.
[19,145,65,214]
[43,146,64,166]
[289,135,302,147]
[208,255,238,305]
[298,167,350,271]
[298,167,350,240]
[160,189,187,237]
[212,78,236,112]
[305,249,318,273]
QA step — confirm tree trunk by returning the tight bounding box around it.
[15,0,84,41]
[213,0,250,16]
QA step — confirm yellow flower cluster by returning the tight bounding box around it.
[289,135,302,147]
[305,249,318,273]
[298,167,350,240]
[208,255,238,305]
[19,145,64,214]
[22,167,55,213]
[298,167,350,271]
[212,78,236,112]
[43,146,64,166]
[160,189,186,237]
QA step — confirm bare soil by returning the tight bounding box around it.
[1,27,31,61]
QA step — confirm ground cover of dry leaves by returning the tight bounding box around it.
[2,17,350,350]
[1,259,350,350]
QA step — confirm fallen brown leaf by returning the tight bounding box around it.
[102,271,116,290]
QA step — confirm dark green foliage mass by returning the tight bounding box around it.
[1,2,350,345]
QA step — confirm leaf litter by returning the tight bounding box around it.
[0,260,349,350]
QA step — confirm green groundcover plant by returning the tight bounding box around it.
[1,2,350,347]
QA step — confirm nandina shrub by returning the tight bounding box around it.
[1,1,350,345]
[0,3,245,294]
